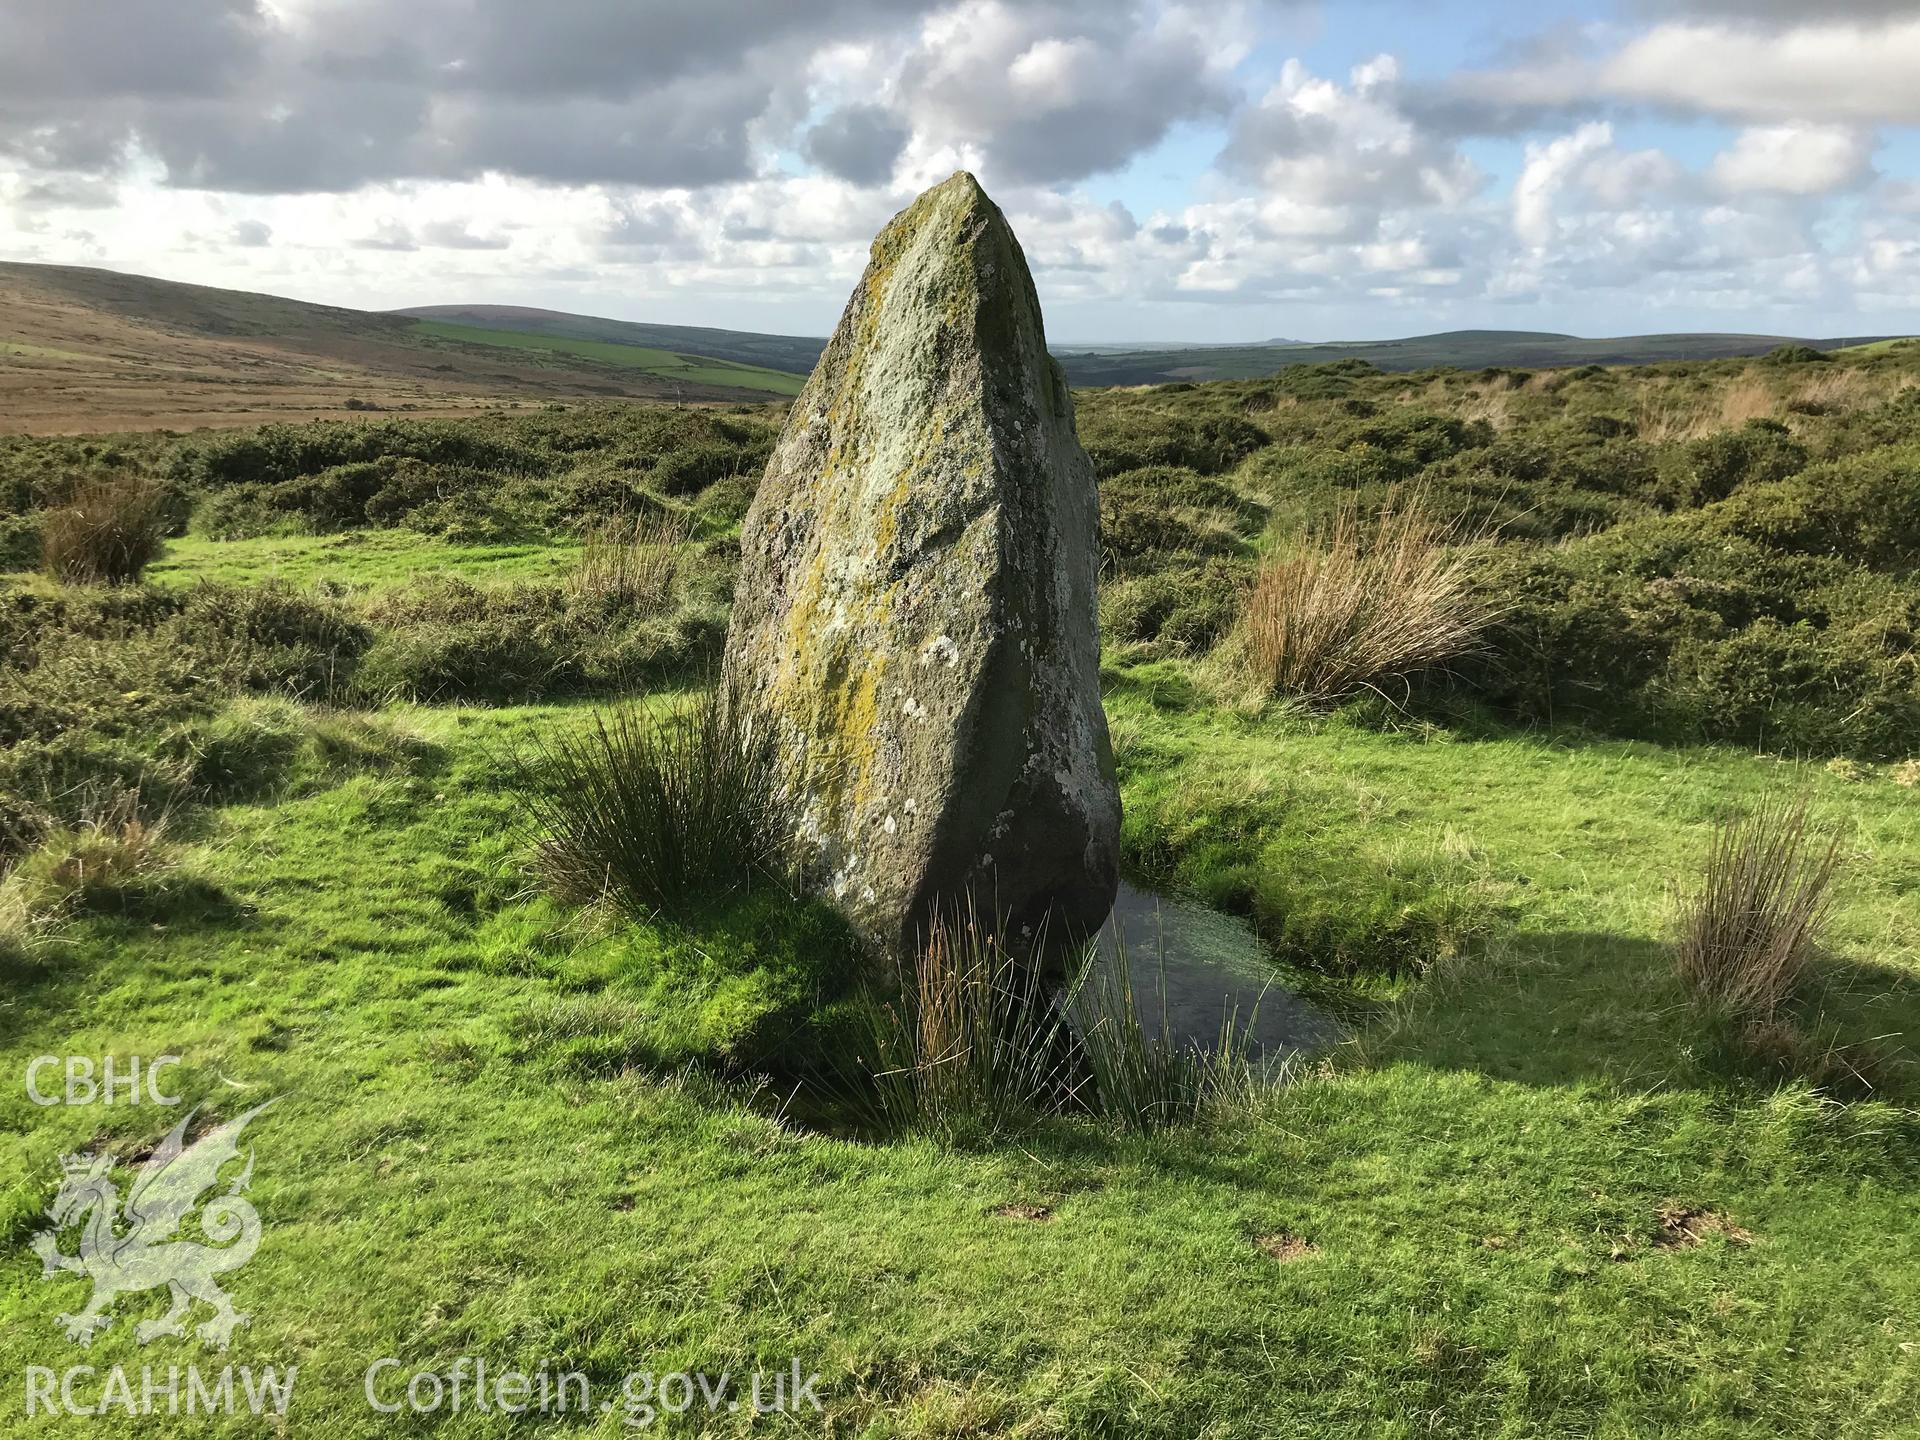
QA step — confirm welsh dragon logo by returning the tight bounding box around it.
[30,1100,279,1350]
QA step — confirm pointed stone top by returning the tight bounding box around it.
[933,169,987,198]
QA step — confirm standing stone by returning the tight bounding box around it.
[723,171,1120,954]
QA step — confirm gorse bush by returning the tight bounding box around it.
[9,346,1920,757]
[514,689,794,919]
[355,577,724,702]
[1465,518,1920,757]
[1245,495,1495,704]
[40,477,169,584]
[1675,792,1841,1026]
[1101,559,1247,656]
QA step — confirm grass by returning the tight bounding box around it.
[413,319,807,396]
[858,907,1076,1142]
[2,689,1917,1435]
[1069,932,1267,1131]
[7,358,1920,1432]
[146,530,585,590]
[0,793,176,925]
[1243,495,1493,705]
[511,690,793,919]
[39,475,168,583]
[1833,337,1919,356]
[1676,792,1843,1026]
[570,510,686,607]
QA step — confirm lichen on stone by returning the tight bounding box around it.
[723,171,1120,954]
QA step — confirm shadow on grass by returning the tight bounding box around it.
[1362,928,1918,1100]
[0,878,258,1048]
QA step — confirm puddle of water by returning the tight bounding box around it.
[1075,881,1340,1060]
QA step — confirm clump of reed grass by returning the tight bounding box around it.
[854,907,1278,1140]
[0,791,178,925]
[1675,791,1841,1027]
[1243,493,1493,704]
[1070,937,1264,1131]
[570,510,687,607]
[858,906,1073,1142]
[41,476,169,584]
[513,688,792,920]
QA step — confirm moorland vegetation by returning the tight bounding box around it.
[3,345,1918,1435]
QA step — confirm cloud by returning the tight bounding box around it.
[1709,124,1875,195]
[0,0,952,193]
[0,0,1254,198]
[1,2,1917,339]
[1627,0,1919,20]
[0,0,264,102]
[1220,57,1484,234]
[1495,120,1848,317]
[352,220,416,251]
[1420,15,1920,138]
[893,1,1247,185]
[805,105,911,185]
[11,174,121,209]
[420,219,509,250]
[1603,19,1920,125]
[602,198,693,249]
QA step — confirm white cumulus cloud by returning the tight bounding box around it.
[1709,124,1875,196]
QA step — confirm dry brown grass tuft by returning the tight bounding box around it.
[1,792,177,929]
[1458,385,1514,430]
[1243,493,1495,704]
[569,510,688,606]
[1789,367,1873,415]
[1714,374,1779,429]
[1674,792,1841,1026]
[40,475,168,584]
[1633,372,1781,442]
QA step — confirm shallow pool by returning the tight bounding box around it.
[1075,881,1341,1060]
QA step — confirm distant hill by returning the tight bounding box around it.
[3,259,1908,436]
[1053,329,1903,386]
[406,316,805,397]
[395,305,826,375]
[0,262,797,433]
[397,305,1896,385]
[395,306,1899,386]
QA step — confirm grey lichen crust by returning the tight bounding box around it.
[722,170,1121,954]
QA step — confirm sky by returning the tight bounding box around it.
[4,0,1920,344]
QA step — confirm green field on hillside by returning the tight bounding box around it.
[412,319,805,397]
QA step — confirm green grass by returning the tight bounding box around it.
[146,530,584,590]
[413,320,806,397]
[1833,337,1919,356]
[3,679,1916,1436]
[7,357,1920,1432]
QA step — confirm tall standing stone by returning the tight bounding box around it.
[723,171,1120,954]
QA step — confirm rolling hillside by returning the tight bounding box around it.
[1053,328,1906,385]
[409,318,804,396]
[397,303,1903,386]
[2,258,1908,435]
[0,263,796,434]
[397,303,826,374]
